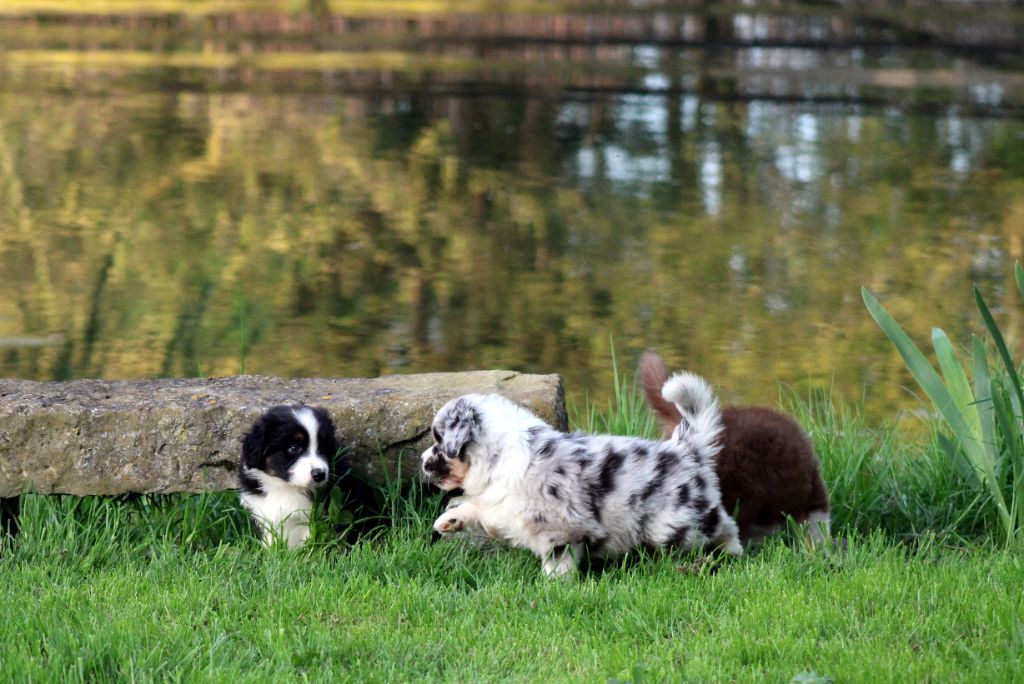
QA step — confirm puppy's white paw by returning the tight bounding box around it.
[721,536,744,556]
[542,545,578,578]
[433,510,464,536]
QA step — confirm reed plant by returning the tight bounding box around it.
[863,262,1024,548]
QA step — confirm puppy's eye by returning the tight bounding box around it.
[287,444,303,456]
[432,426,441,443]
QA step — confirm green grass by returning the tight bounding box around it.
[2,392,1023,683]
[792,390,991,545]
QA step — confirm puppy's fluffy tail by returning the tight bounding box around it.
[639,351,683,437]
[661,371,723,462]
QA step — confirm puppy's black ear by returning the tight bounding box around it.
[241,418,267,468]
[441,398,480,461]
[313,407,340,461]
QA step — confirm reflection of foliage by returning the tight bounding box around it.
[0,89,1022,420]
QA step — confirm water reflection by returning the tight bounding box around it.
[0,8,1022,422]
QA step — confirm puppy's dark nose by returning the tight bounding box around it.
[311,468,327,483]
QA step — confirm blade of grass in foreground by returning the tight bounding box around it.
[974,285,1024,413]
[991,377,1024,545]
[932,328,981,442]
[972,336,999,470]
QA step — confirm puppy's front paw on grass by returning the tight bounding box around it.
[433,511,464,535]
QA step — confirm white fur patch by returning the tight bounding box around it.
[661,372,723,465]
[805,510,831,546]
[240,467,315,548]
[661,371,716,416]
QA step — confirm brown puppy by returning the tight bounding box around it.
[639,351,830,544]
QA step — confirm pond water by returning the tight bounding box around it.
[1,5,1022,422]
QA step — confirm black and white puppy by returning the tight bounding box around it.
[239,405,338,548]
[421,373,743,577]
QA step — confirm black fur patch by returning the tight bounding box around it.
[637,512,650,538]
[699,506,721,538]
[639,477,662,501]
[667,525,691,547]
[655,449,675,479]
[584,535,607,555]
[585,485,602,522]
[547,484,561,500]
[422,449,452,480]
[676,482,691,507]
[238,468,263,495]
[587,449,625,522]
[598,450,625,495]
[537,438,557,458]
[315,408,340,463]
[330,465,386,545]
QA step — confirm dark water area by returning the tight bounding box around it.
[1,3,1023,423]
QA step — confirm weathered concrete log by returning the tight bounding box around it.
[0,372,566,497]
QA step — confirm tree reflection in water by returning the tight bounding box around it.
[0,4,1021,420]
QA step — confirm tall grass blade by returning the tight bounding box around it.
[609,337,622,408]
[1016,261,1024,299]
[995,373,1024,544]
[991,380,1024,547]
[936,433,978,485]
[974,285,1024,412]
[932,328,981,440]
[862,291,956,427]
[972,335,998,467]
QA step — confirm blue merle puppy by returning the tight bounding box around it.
[421,372,743,577]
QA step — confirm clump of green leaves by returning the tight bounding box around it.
[863,262,1024,547]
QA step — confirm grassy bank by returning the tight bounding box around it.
[2,392,1022,682]
[3,516,1022,683]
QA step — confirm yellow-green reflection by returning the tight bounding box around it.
[1,12,1022,423]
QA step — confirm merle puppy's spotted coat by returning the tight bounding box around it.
[422,373,742,577]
